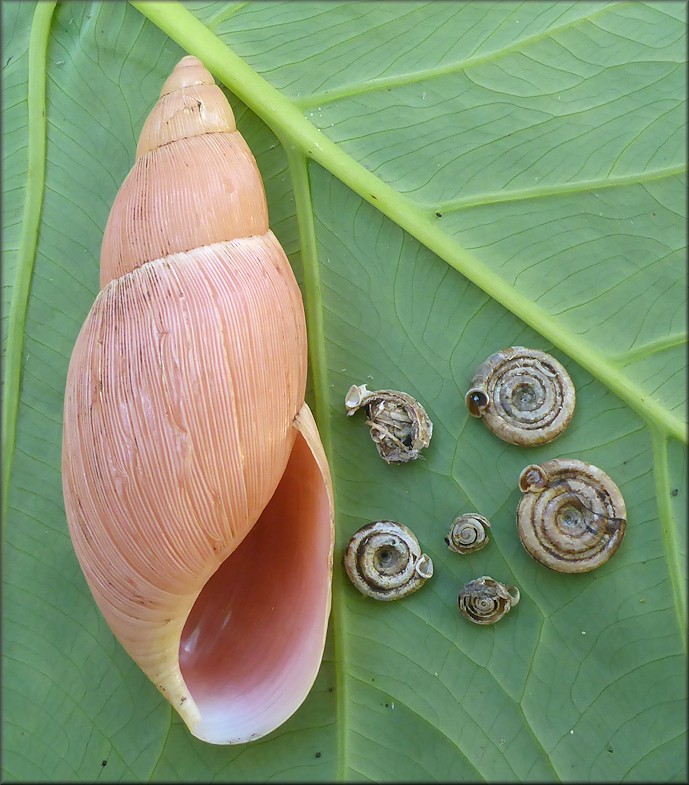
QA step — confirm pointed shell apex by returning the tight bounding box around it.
[161,55,214,95]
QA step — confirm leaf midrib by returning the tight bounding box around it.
[129,0,687,447]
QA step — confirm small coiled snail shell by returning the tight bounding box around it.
[517,459,626,573]
[345,384,433,463]
[465,347,575,446]
[445,514,491,554]
[343,521,434,600]
[458,576,520,625]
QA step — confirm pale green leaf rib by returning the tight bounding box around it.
[2,0,56,517]
[652,428,687,650]
[130,1,686,445]
[432,164,687,213]
[285,149,332,451]
[613,332,687,365]
[203,2,247,32]
[284,147,349,780]
[291,1,631,110]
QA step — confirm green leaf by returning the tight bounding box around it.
[2,1,686,781]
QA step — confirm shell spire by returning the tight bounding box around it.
[62,56,334,745]
[100,56,268,287]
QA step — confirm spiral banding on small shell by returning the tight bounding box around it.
[465,347,575,446]
[345,384,433,463]
[458,576,520,625]
[445,514,491,554]
[343,521,433,601]
[517,459,626,573]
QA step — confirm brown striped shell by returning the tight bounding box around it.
[465,347,575,446]
[343,520,433,600]
[458,577,520,625]
[517,459,626,573]
[445,514,491,554]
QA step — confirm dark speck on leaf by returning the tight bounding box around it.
[607,746,613,753]
[671,488,678,496]
[436,212,442,218]
[328,687,334,693]
[315,752,321,759]
[101,760,107,767]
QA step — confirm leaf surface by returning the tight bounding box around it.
[2,1,686,781]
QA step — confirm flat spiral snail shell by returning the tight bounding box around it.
[61,57,334,745]
[343,521,434,601]
[445,514,491,554]
[345,384,433,463]
[465,347,575,446]
[458,577,520,625]
[517,459,626,573]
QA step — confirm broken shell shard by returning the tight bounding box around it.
[458,577,520,624]
[345,384,433,463]
[62,56,334,745]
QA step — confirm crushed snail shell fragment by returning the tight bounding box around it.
[345,384,433,463]
[465,346,576,446]
[61,56,334,746]
[517,459,627,573]
[343,520,434,600]
[445,514,491,554]
[458,577,520,625]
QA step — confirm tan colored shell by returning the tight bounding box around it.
[517,459,626,573]
[465,347,575,446]
[345,384,433,463]
[62,56,334,746]
[343,520,433,600]
[458,576,520,624]
[445,514,491,554]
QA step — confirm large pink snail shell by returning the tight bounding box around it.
[61,56,334,745]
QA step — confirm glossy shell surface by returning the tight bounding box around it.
[62,57,334,745]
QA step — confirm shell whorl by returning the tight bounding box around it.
[62,56,334,745]
[100,56,269,287]
[516,459,626,573]
[457,577,520,625]
[445,514,491,554]
[343,521,433,601]
[136,56,238,156]
[465,347,575,446]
